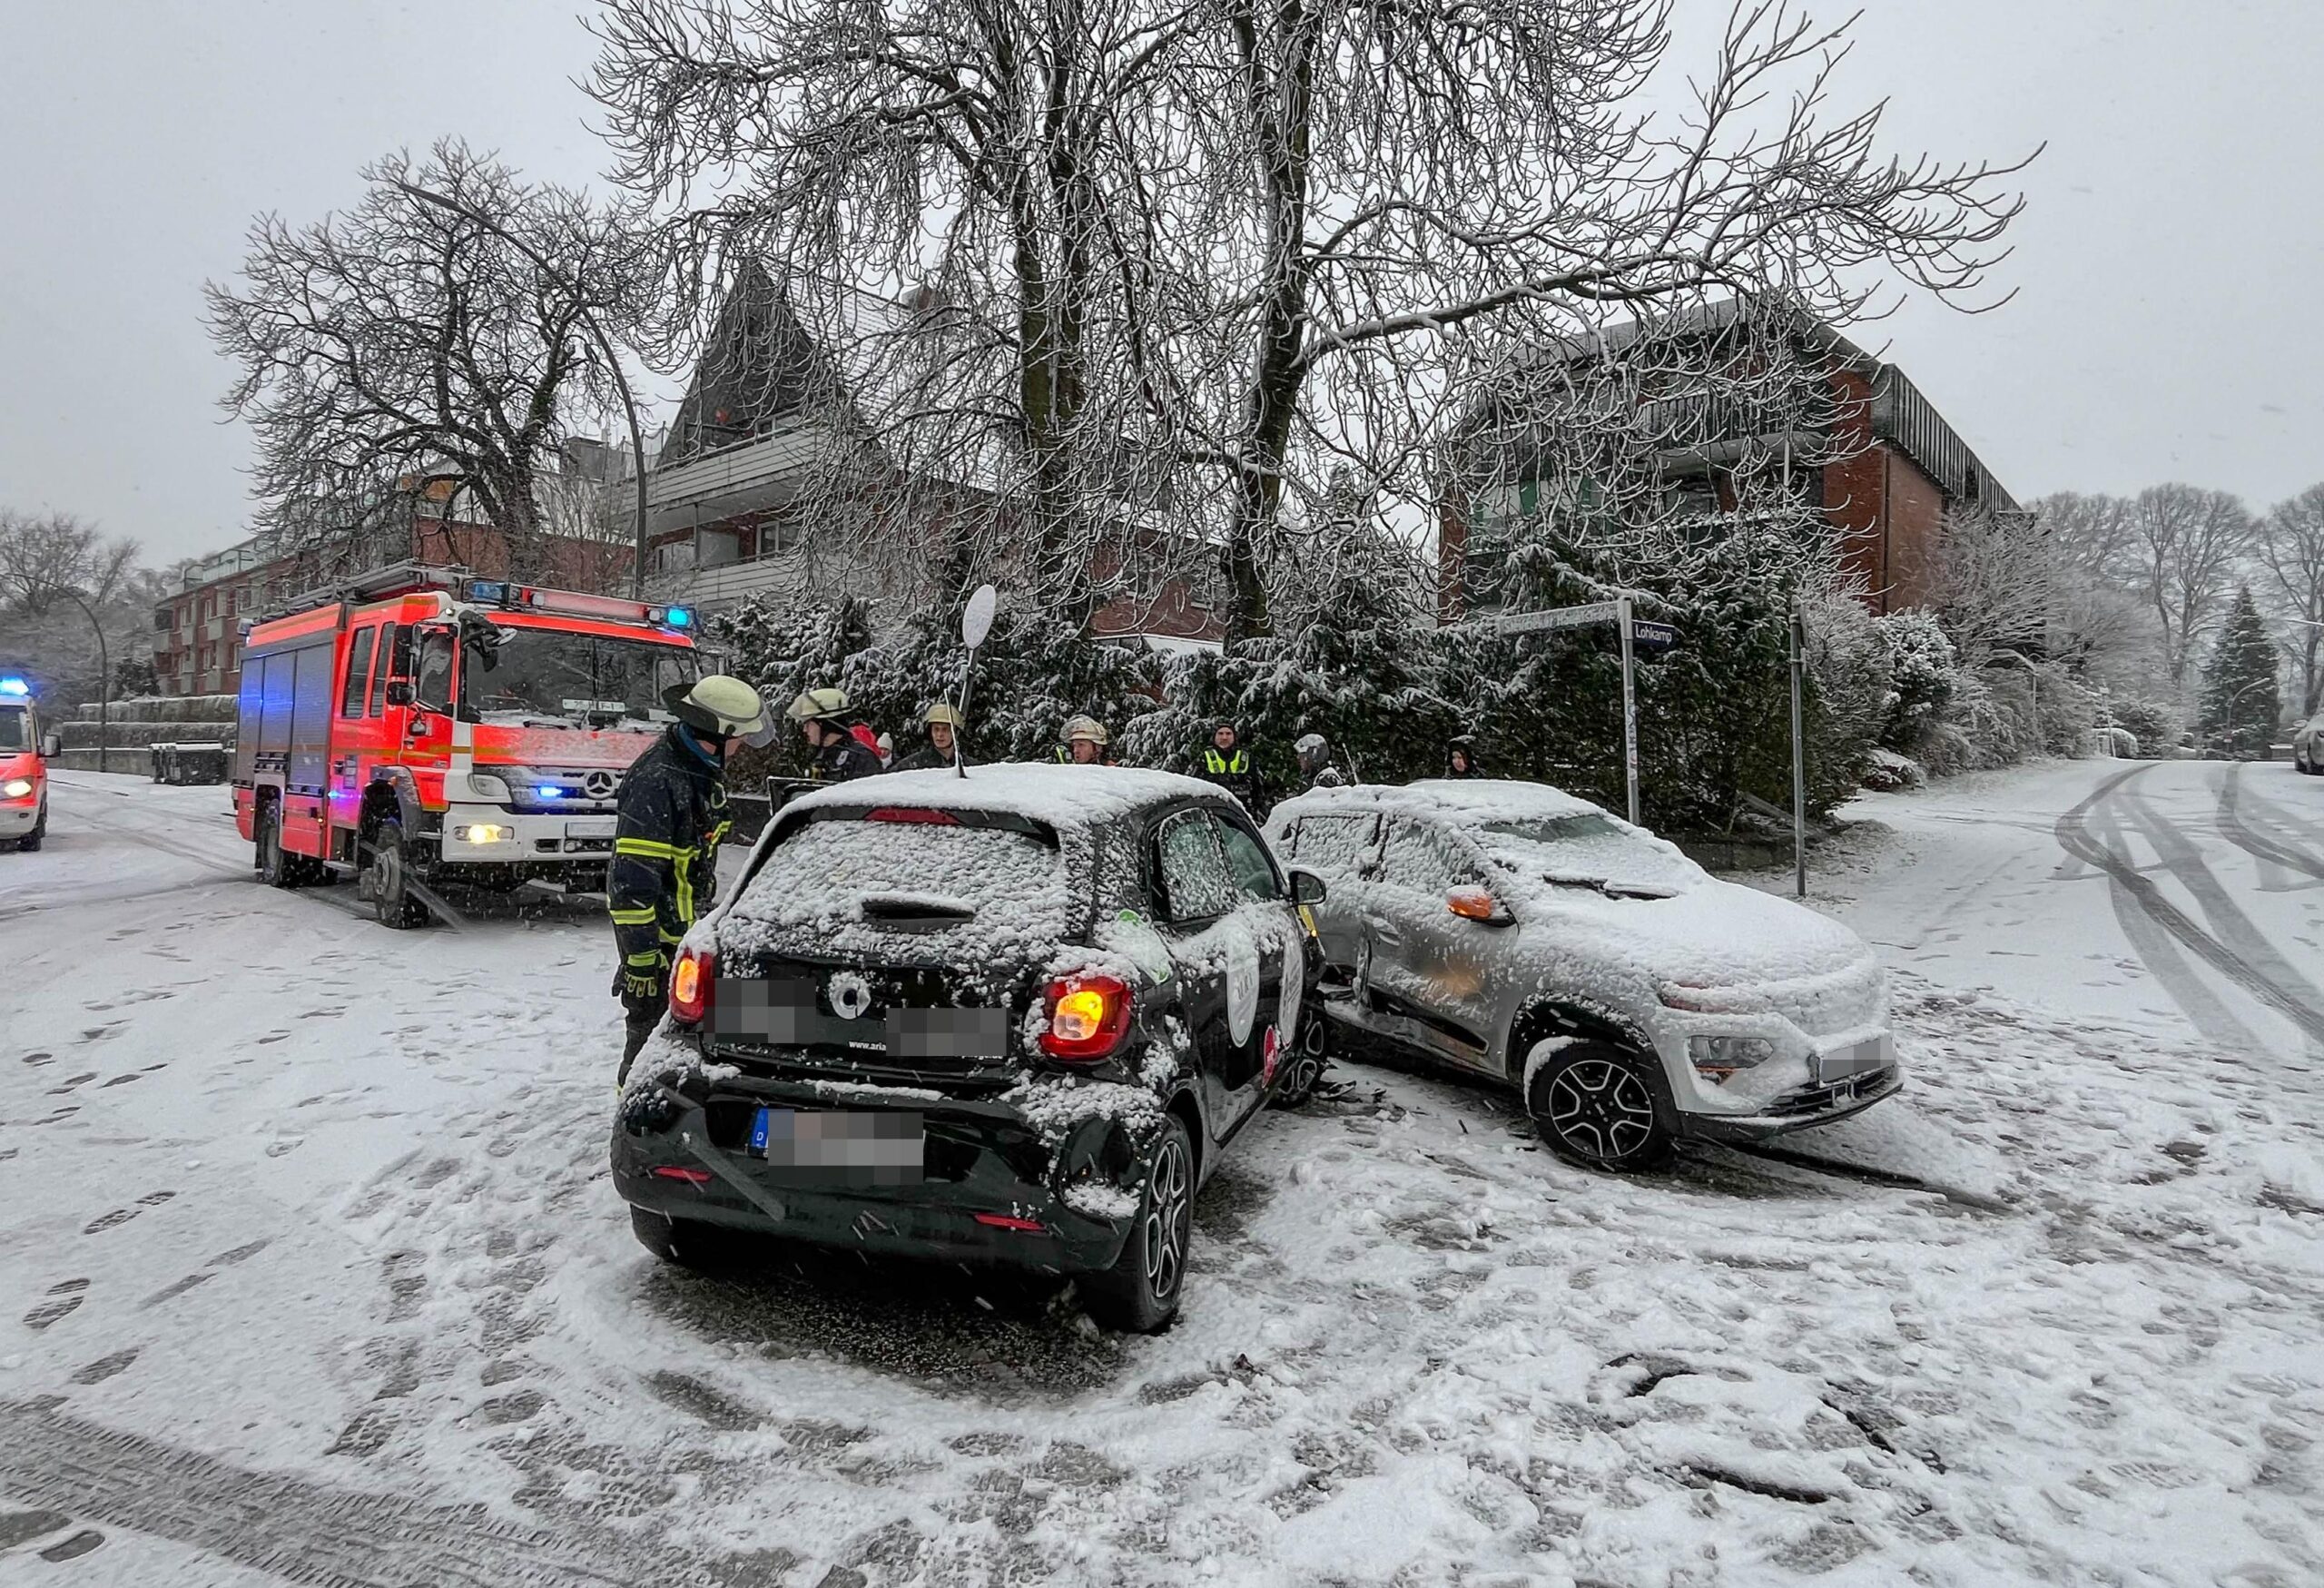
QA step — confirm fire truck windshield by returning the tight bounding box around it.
[458,629,698,728]
[0,705,28,751]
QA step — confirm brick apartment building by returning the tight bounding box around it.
[153,488,635,696]
[1437,300,2019,621]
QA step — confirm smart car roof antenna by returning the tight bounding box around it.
[954,584,997,778]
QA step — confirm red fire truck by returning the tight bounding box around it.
[232,565,703,927]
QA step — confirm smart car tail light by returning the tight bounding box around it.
[1039,974,1132,1060]
[669,946,714,1026]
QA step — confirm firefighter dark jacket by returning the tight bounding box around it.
[608,723,733,976]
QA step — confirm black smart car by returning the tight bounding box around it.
[613,764,1326,1331]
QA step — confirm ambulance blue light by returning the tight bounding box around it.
[664,607,694,629]
[467,579,510,604]
[0,677,27,696]
[537,784,569,800]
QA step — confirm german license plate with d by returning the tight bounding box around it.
[749,1109,924,1186]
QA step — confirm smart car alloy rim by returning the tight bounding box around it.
[1546,1059,1658,1162]
[1143,1137,1191,1298]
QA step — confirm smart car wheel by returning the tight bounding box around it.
[1082,1115,1194,1333]
[628,1206,744,1269]
[1526,1041,1672,1172]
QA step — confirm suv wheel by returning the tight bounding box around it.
[16,802,44,853]
[1271,1021,1328,1108]
[1525,1041,1673,1172]
[1082,1115,1194,1333]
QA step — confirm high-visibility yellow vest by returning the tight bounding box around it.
[1204,747,1250,774]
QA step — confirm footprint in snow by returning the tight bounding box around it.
[256,1031,290,1045]
[24,1279,90,1331]
[48,1072,97,1094]
[39,1530,106,1562]
[20,1051,54,1067]
[100,1073,141,1089]
[70,1348,140,1385]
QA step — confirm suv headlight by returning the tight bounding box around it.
[2,777,32,797]
[1689,1035,1775,1076]
[466,771,513,802]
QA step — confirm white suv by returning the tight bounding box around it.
[1267,779,1898,1170]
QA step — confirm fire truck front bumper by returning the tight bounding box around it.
[434,804,616,866]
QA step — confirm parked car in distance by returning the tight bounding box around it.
[2295,716,2322,774]
[615,764,1325,1332]
[1267,779,1898,1171]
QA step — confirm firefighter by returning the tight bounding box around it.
[610,675,770,1080]
[891,703,969,772]
[1295,732,1347,790]
[788,687,885,781]
[1058,715,1110,764]
[1199,720,1261,809]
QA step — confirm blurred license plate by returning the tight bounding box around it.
[1816,1033,1894,1085]
[564,818,615,839]
[749,1109,923,1185]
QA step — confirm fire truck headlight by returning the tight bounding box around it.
[1,778,31,797]
[466,772,512,801]
[454,824,510,844]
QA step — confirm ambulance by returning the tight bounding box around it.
[231,565,703,926]
[0,676,59,853]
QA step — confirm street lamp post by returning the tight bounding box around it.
[61,588,109,774]
[389,180,652,598]
[2211,676,2276,760]
[1987,647,2040,755]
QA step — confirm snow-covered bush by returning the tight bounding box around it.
[2103,698,2179,758]
[1874,608,1956,752]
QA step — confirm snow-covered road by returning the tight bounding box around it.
[3,763,2319,1586]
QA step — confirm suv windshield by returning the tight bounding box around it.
[459,628,697,728]
[0,705,26,751]
[1477,813,1699,893]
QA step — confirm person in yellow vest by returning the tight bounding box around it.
[1198,719,1261,810]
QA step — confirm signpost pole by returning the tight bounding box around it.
[1618,597,1640,825]
[1789,607,1808,899]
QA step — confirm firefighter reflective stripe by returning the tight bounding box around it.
[615,836,684,861]
[609,905,658,926]
[1204,748,1250,774]
[625,949,665,968]
[675,859,695,926]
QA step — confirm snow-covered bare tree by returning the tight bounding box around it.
[206,141,649,579]
[0,509,139,616]
[1925,506,2051,667]
[2256,483,2324,717]
[2032,491,2141,580]
[2118,484,2257,690]
[589,0,1213,630]
[1166,0,2031,639]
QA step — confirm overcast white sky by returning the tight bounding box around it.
[2,0,2319,565]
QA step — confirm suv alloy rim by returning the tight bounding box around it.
[1546,1057,1659,1162]
[1143,1136,1191,1299]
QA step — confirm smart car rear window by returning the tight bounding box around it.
[734,810,1076,941]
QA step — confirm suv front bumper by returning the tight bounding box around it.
[1678,1064,1903,1142]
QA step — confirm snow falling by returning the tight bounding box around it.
[2,762,2319,1586]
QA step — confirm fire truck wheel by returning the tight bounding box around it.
[365,818,430,930]
[255,803,299,890]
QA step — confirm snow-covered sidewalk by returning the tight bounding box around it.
[2,764,2319,1585]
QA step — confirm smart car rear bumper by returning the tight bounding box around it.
[1678,1065,1903,1142]
[610,1073,1143,1274]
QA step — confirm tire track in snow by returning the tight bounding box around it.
[2055,765,2324,1046]
[2214,764,2324,883]
[0,1399,667,1587]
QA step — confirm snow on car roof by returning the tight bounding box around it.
[1271,777,1607,827]
[779,762,1233,829]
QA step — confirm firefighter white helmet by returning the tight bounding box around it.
[786,686,852,724]
[667,675,773,746]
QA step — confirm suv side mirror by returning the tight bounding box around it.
[39,732,62,759]
[1446,885,1512,926]
[1289,868,1328,906]
[385,680,414,707]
